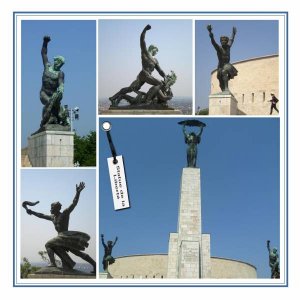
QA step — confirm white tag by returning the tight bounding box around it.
[107,155,130,210]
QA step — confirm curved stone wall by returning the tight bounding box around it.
[107,254,257,279]
[108,254,168,279]
[210,54,279,115]
[211,257,257,278]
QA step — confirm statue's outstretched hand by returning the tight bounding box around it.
[233,27,237,35]
[76,182,86,193]
[145,24,151,31]
[207,24,212,32]
[43,36,51,43]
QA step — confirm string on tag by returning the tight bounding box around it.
[102,121,118,164]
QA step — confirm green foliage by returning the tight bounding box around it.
[20,257,31,278]
[74,130,96,166]
[20,257,40,278]
[196,108,209,115]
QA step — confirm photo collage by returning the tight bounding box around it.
[14,12,287,287]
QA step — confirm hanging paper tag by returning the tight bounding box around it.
[107,155,130,210]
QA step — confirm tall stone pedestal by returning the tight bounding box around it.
[28,130,74,167]
[209,93,238,115]
[167,168,211,278]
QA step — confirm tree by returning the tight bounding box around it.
[74,131,96,166]
[20,257,40,278]
[20,257,31,278]
[196,108,209,115]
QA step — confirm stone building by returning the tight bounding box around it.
[108,254,257,279]
[209,54,279,115]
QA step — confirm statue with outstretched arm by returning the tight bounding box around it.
[178,120,206,168]
[207,25,238,92]
[39,35,66,128]
[23,182,96,274]
[109,24,167,106]
[101,234,118,271]
[182,124,204,168]
[267,240,280,278]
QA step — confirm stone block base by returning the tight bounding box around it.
[209,93,238,115]
[201,234,211,278]
[179,240,200,278]
[168,233,211,278]
[167,233,179,278]
[99,271,113,279]
[28,130,74,167]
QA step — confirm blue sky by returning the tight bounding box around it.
[21,20,96,147]
[98,19,193,100]
[196,20,279,110]
[99,117,280,278]
[20,169,96,264]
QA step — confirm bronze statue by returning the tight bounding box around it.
[207,25,238,92]
[178,120,206,168]
[101,234,118,271]
[267,240,280,278]
[23,182,96,274]
[109,25,176,109]
[38,36,69,132]
[115,71,177,107]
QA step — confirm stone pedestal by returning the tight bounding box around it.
[167,168,211,278]
[209,93,238,115]
[28,130,74,167]
[99,271,113,279]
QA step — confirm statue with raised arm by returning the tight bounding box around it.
[37,35,69,133]
[267,240,280,278]
[178,120,206,168]
[109,24,171,108]
[101,234,118,271]
[22,182,96,274]
[207,25,238,92]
